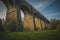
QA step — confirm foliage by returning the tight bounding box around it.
[50,19,60,31]
[0,19,4,31]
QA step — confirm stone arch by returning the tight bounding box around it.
[20,5,34,31]
[20,5,30,15]
[33,13,42,30]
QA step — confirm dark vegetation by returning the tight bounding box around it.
[0,19,4,31]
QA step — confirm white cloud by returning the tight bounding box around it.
[45,13,60,19]
[35,0,56,10]
[20,10,24,18]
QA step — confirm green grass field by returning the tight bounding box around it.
[0,30,60,40]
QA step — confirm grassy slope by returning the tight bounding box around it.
[0,30,60,40]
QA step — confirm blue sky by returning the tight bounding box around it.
[0,0,60,20]
[26,0,60,20]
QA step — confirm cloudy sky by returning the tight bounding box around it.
[0,0,60,20]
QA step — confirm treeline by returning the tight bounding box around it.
[50,19,60,31]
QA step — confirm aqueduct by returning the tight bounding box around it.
[1,0,50,31]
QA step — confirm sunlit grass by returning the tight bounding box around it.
[0,30,60,40]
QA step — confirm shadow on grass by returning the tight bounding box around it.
[0,30,60,40]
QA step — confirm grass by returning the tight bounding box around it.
[0,30,60,40]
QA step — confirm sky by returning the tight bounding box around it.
[0,0,60,20]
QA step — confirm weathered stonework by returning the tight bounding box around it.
[23,14,34,31]
[41,20,45,30]
[35,18,41,30]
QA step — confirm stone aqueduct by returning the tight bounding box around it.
[2,0,50,31]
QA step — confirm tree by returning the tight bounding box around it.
[0,19,3,32]
[50,19,60,31]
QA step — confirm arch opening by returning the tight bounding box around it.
[20,10,24,22]
[0,1,7,20]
